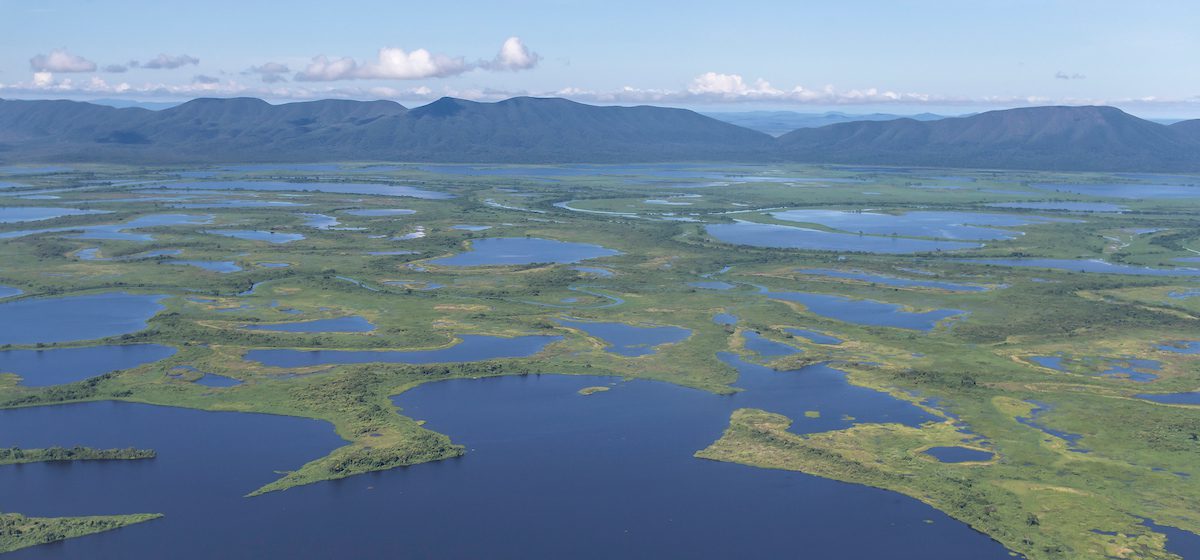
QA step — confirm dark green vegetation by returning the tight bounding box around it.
[1,162,1199,558]
[2,97,1199,170]
[0,513,161,554]
[0,446,155,465]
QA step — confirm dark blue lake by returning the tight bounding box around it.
[0,351,1017,558]
[757,287,966,331]
[557,319,691,357]
[1137,392,1200,405]
[924,446,994,463]
[244,316,376,333]
[0,344,176,387]
[0,293,166,345]
[161,181,453,199]
[962,259,1200,277]
[706,221,979,254]
[796,268,989,292]
[244,334,561,368]
[430,238,620,266]
[771,209,1069,240]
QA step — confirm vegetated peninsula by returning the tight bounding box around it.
[1,97,1197,171]
[0,512,163,554]
[0,446,156,465]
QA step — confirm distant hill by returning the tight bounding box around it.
[0,97,1197,171]
[778,105,1200,171]
[705,110,946,136]
[0,96,774,164]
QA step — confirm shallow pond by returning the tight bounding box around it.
[0,292,166,345]
[796,268,989,292]
[205,230,305,244]
[924,446,994,463]
[757,287,965,331]
[162,181,453,199]
[343,208,415,217]
[452,224,492,231]
[1031,183,1200,199]
[0,285,22,299]
[429,238,620,266]
[0,213,211,241]
[557,319,691,357]
[707,221,979,254]
[963,258,1200,277]
[244,334,561,368]
[741,331,801,357]
[0,207,106,223]
[1159,341,1200,354]
[0,344,176,386]
[771,209,1069,240]
[244,316,376,333]
[1137,392,1200,405]
[783,327,843,345]
[166,260,242,273]
[986,202,1127,212]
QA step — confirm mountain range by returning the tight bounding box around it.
[1,96,1197,171]
[704,110,948,136]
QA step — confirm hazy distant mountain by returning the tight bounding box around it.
[1,97,1197,171]
[704,110,947,136]
[87,98,183,111]
[778,106,1200,171]
[0,96,774,163]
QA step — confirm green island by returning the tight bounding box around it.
[0,162,1197,558]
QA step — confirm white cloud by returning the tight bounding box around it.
[295,48,468,81]
[29,49,96,73]
[482,37,540,71]
[134,54,200,69]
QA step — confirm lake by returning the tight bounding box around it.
[343,208,416,217]
[986,202,1127,213]
[429,238,620,267]
[706,221,979,254]
[924,446,994,463]
[0,213,211,241]
[0,344,176,387]
[0,285,22,299]
[166,260,243,273]
[0,292,166,345]
[741,331,801,357]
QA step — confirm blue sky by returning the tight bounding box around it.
[2,0,1198,117]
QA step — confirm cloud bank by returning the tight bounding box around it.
[30,49,97,73]
[296,37,539,81]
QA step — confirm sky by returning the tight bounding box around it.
[2,0,1198,118]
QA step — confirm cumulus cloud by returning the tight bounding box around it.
[481,37,540,71]
[1055,71,1086,80]
[243,62,291,83]
[295,48,468,81]
[133,54,200,69]
[295,37,538,81]
[30,49,97,73]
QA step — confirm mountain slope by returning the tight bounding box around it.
[778,105,1200,171]
[0,96,775,163]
